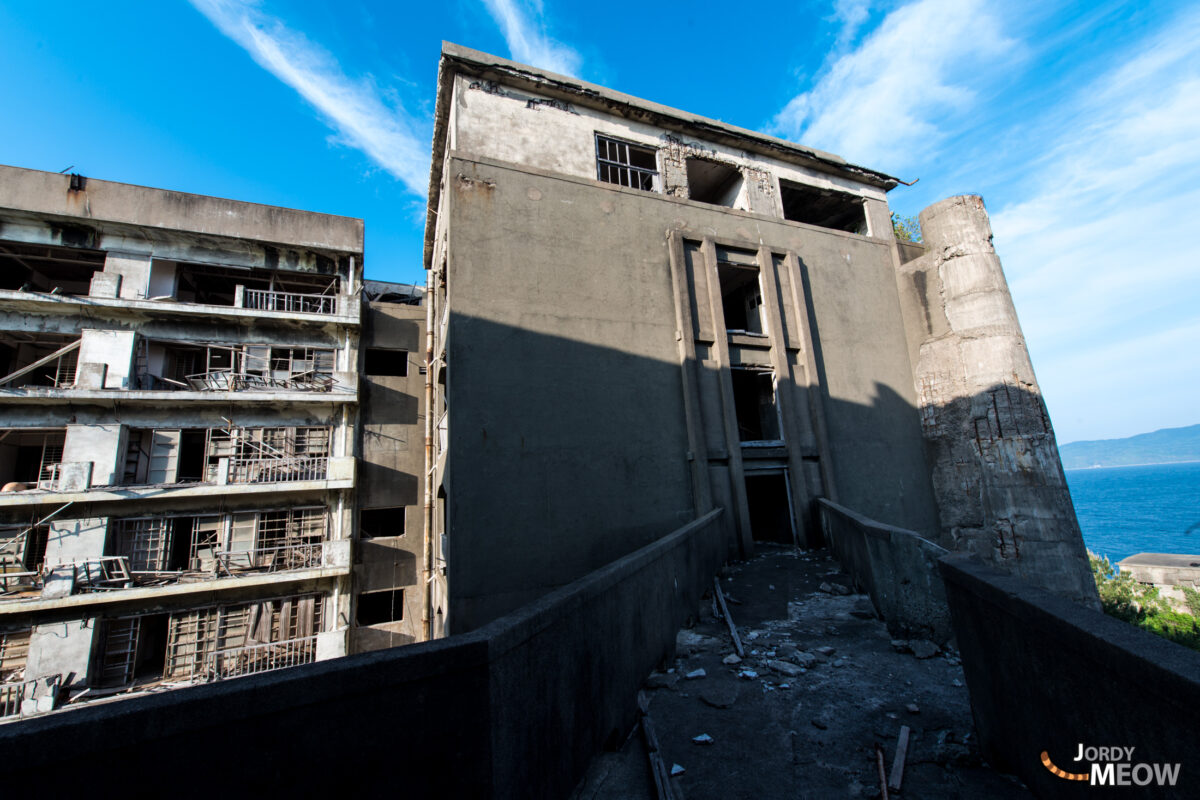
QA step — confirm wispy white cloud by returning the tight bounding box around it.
[480,0,581,77]
[991,7,1200,442]
[831,0,871,49]
[770,0,1013,171]
[189,0,429,196]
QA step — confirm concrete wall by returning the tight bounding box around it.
[354,300,426,649]
[63,424,123,486]
[0,164,363,253]
[895,195,1097,607]
[77,329,135,389]
[0,509,725,799]
[940,554,1200,798]
[442,151,938,630]
[818,498,952,642]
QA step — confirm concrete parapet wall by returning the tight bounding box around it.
[817,498,952,642]
[0,508,725,798]
[939,554,1200,798]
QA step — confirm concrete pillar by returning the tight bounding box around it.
[102,252,152,300]
[63,424,123,486]
[25,619,98,685]
[905,195,1098,608]
[77,329,136,389]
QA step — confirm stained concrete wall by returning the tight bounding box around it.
[941,554,1200,798]
[63,424,123,486]
[818,498,952,642]
[442,151,938,631]
[0,164,363,253]
[25,618,97,684]
[353,300,426,649]
[77,329,135,389]
[0,509,725,800]
[895,195,1097,607]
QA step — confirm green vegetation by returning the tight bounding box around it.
[1060,422,1200,469]
[1090,552,1200,652]
[891,213,922,244]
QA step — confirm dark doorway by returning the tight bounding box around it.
[745,472,794,544]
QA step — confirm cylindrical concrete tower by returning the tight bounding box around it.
[906,195,1098,607]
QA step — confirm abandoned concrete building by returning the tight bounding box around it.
[0,166,426,716]
[424,43,1097,634]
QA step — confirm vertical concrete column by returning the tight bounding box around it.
[63,424,124,486]
[909,195,1098,607]
[25,619,98,685]
[77,329,136,389]
[102,252,153,300]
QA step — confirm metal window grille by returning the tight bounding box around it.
[596,134,658,191]
[0,629,31,684]
[112,518,174,572]
[97,617,141,688]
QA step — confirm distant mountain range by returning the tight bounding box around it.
[1059,424,1200,469]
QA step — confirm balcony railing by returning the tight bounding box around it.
[183,371,334,392]
[0,676,60,719]
[227,456,328,484]
[241,288,336,315]
[213,542,325,575]
[206,635,317,681]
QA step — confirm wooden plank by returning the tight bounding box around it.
[889,725,911,792]
[875,743,890,800]
[713,577,744,657]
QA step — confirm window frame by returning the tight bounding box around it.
[595,133,660,192]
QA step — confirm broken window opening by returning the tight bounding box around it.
[364,348,409,377]
[0,628,31,687]
[745,472,796,545]
[731,368,782,442]
[95,614,168,689]
[164,593,324,682]
[357,589,403,625]
[0,333,80,389]
[0,428,66,489]
[718,260,765,335]
[360,507,405,539]
[164,260,339,313]
[0,524,49,590]
[686,158,744,207]
[778,179,868,234]
[0,241,105,297]
[138,340,335,392]
[596,134,659,192]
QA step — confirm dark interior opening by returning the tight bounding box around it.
[0,429,65,486]
[0,241,105,296]
[357,589,403,625]
[360,507,405,539]
[745,473,794,544]
[364,348,409,377]
[135,614,169,679]
[0,333,80,388]
[177,431,208,483]
[686,158,743,207]
[718,264,763,334]
[172,262,337,306]
[731,369,780,442]
[779,180,867,234]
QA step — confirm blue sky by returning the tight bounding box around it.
[0,0,1196,445]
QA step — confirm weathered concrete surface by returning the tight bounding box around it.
[897,195,1098,607]
[441,153,939,631]
[0,509,725,800]
[818,498,952,642]
[940,554,1200,799]
[586,546,1030,799]
[0,164,363,252]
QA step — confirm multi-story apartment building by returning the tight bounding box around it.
[0,166,425,717]
[424,43,1096,633]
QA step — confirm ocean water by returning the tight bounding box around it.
[1065,461,1200,565]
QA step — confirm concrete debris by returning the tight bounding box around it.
[891,640,911,653]
[692,734,714,745]
[700,685,739,709]
[721,654,742,665]
[953,679,964,687]
[670,764,685,777]
[910,640,940,659]
[833,659,848,668]
[831,584,852,596]
[819,582,834,594]
[815,646,836,656]
[767,660,804,677]
[646,672,680,690]
[676,630,721,654]
[738,670,758,680]
[906,703,920,714]
[685,668,707,680]
[793,651,817,669]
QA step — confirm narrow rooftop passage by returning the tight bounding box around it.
[573,545,1031,799]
